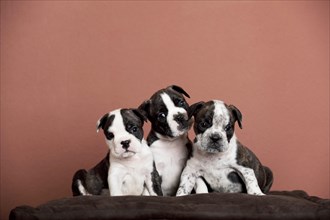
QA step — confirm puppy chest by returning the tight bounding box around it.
[151,143,188,196]
[202,168,243,193]
[154,139,188,162]
[110,164,152,196]
[159,161,183,195]
[119,173,145,195]
[153,147,187,175]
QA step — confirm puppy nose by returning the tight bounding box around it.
[121,140,131,149]
[174,113,185,124]
[210,134,221,142]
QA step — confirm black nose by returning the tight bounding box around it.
[121,140,131,149]
[174,113,186,124]
[210,134,221,143]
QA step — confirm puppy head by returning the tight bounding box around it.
[190,100,242,153]
[97,108,147,158]
[139,85,192,138]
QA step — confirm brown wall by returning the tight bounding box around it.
[1,1,329,219]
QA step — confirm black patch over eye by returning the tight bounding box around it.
[130,125,138,133]
[225,122,235,143]
[198,119,212,131]
[105,132,114,140]
[200,122,208,128]
[175,99,186,107]
[126,123,143,140]
[225,123,232,131]
[126,124,139,134]
[157,112,167,122]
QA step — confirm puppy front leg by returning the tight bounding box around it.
[142,187,150,196]
[194,177,209,194]
[108,172,123,196]
[233,166,265,196]
[176,168,197,196]
[144,173,158,196]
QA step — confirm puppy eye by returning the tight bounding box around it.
[176,99,185,107]
[225,124,232,131]
[199,121,209,128]
[106,132,114,140]
[157,112,166,121]
[131,126,138,133]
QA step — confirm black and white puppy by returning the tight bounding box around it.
[176,100,273,196]
[97,108,162,196]
[139,85,193,196]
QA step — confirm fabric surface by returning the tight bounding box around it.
[10,191,330,220]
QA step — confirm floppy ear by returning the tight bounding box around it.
[189,101,205,118]
[96,113,109,132]
[132,108,148,123]
[169,85,190,98]
[138,100,151,119]
[228,105,243,129]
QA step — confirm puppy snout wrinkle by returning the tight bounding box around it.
[210,133,222,143]
[121,140,131,149]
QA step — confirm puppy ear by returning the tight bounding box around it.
[169,85,190,98]
[131,108,148,123]
[96,113,109,132]
[138,100,151,119]
[228,105,243,129]
[189,101,205,118]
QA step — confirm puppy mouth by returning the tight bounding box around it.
[122,150,136,158]
[172,126,189,137]
[209,142,221,149]
[204,142,226,153]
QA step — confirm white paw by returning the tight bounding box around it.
[176,190,187,197]
[176,193,186,197]
[252,191,265,196]
[149,192,157,196]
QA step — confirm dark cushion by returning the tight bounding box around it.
[10,190,330,220]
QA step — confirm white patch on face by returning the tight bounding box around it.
[160,93,188,137]
[198,100,231,153]
[105,110,142,158]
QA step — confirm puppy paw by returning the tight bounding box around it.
[252,192,265,196]
[176,193,186,197]
[176,189,187,197]
[149,192,158,196]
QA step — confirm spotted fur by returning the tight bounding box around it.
[177,100,273,196]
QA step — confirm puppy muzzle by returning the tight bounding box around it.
[200,133,228,153]
[174,113,190,131]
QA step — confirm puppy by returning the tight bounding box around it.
[176,100,273,196]
[97,108,162,196]
[139,85,193,196]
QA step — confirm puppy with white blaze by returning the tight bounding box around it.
[97,108,162,196]
[176,100,273,196]
[139,85,194,196]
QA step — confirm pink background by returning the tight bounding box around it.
[1,1,329,219]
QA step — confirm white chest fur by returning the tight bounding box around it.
[151,135,189,196]
[108,144,155,196]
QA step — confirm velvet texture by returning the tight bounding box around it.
[10,191,330,220]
